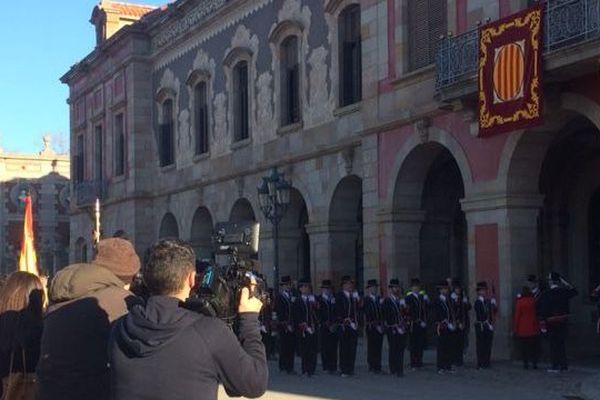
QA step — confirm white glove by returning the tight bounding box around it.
[399,298,406,306]
[491,298,497,306]
[423,294,430,302]
[463,296,469,304]
[451,292,458,301]
[352,291,360,300]
[308,295,316,303]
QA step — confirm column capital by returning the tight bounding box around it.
[460,193,544,213]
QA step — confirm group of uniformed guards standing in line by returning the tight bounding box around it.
[259,274,503,376]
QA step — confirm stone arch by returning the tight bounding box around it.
[388,140,467,290]
[190,207,214,260]
[279,188,311,281]
[328,175,363,288]
[158,212,179,239]
[229,198,257,222]
[384,127,473,212]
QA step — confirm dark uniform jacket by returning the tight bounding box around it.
[292,295,317,335]
[364,295,383,332]
[335,291,359,331]
[450,293,471,331]
[433,295,453,333]
[405,291,429,328]
[382,295,407,334]
[536,286,578,325]
[276,291,294,331]
[474,297,497,331]
[317,294,336,330]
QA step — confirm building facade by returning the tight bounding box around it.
[63,0,600,357]
[0,137,70,276]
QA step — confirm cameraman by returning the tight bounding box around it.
[108,239,268,400]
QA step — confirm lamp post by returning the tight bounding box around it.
[257,167,291,297]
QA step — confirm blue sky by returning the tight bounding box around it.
[0,0,165,154]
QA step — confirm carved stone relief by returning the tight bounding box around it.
[213,92,228,155]
[306,46,333,127]
[277,0,311,30]
[177,108,192,167]
[256,72,275,141]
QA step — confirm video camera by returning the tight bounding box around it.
[184,221,266,325]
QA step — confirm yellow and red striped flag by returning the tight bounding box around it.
[19,194,39,275]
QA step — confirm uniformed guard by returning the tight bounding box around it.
[293,278,318,376]
[259,287,274,360]
[474,281,497,369]
[383,278,408,377]
[527,274,544,301]
[433,280,454,374]
[317,280,338,374]
[450,279,471,367]
[405,278,429,369]
[536,272,578,372]
[335,275,360,377]
[276,275,296,374]
[364,279,384,374]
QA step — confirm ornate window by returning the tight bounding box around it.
[408,0,447,71]
[194,82,209,154]
[159,99,175,166]
[233,61,250,142]
[114,113,125,176]
[338,4,362,107]
[94,125,103,181]
[280,36,300,126]
[75,134,85,183]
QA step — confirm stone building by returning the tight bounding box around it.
[62,0,600,357]
[0,137,70,276]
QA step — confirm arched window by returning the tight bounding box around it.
[233,61,249,142]
[280,36,300,125]
[194,82,209,154]
[160,99,175,166]
[408,0,447,71]
[338,4,362,107]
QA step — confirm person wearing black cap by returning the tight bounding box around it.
[276,276,296,374]
[405,278,429,369]
[383,279,408,377]
[364,279,384,374]
[536,272,578,372]
[335,275,360,377]
[474,281,497,369]
[318,280,338,374]
[433,280,454,374]
[292,279,318,376]
[450,279,471,367]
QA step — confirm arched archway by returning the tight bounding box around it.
[391,142,466,291]
[190,207,214,260]
[229,198,256,222]
[158,213,179,239]
[279,188,310,281]
[329,175,363,289]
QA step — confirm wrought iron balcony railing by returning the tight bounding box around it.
[436,0,600,90]
[74,180,107,207]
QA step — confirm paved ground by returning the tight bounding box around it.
[219,349,600,400]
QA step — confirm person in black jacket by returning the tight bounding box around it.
[382,279,408,377]
[536,272,578,372]
[108,239,267,400]
[292,278,318,376]
[276,275,296,374]
[364,279,384,374]
[433,280,454,374]
[335,275,360,377]
[317,280,338,374]
[474,281,497,369]
[405,278,429,369]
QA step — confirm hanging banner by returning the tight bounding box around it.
[19,194,39,276]
[478,4,543,137]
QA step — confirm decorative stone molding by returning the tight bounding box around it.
[212,92,228,156]
[235,176,245,198]
[224,25,259,65]
[414,118,431,143]
[307,46,334,126]
[155,68,180,102]
[152,0,227,51]
[186,49,215,158]
[186,49,216,85]
[341,147,355,175]
[256,71,275,140]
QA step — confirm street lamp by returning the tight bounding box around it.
[257,167,291,296]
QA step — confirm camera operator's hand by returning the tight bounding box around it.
[239,287,263,314]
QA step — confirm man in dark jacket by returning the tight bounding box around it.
[108,239,267,400]
[37,238,141,400]
[335,275,360,377]
[275,276,296,374]
[536,272,578,372]
[382,279,407,377]
[364,279,384,374]
[292,278,318,376]
[317,280,338,374]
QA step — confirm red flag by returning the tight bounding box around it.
[19,195,38,275]
[478,4,543,136]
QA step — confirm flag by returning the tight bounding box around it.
[478,4,543,136]
[19,194,39,275]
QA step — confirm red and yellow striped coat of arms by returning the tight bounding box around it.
[479,5,543,137]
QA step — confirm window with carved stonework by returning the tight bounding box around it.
[160,99,175,166]
[194,82,209,154]
[339,4,362,107]
[280,36,300,126]
[233,61,249,142]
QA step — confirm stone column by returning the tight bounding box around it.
[305,222,332,287]
[462,194,542,359]
[378,210,425,288]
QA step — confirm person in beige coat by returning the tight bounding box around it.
[36,238,141,400]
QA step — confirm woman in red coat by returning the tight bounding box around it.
[513,286,541,369]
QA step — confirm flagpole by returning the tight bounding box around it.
[94,198,101,246]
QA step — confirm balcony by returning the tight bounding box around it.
[74,180,107,207]
[436,0,600,96]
